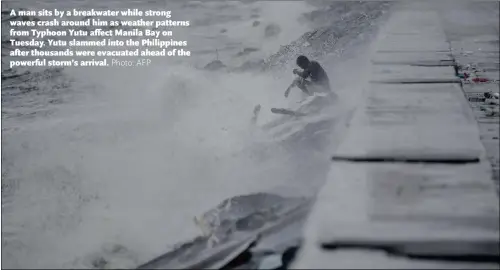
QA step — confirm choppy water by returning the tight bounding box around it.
[1,1,391,268]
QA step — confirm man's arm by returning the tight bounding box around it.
[294,68,311,79]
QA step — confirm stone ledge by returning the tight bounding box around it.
[334,123,484,161]
[372,60,455,67]
[371,78,462,84]
[292,161,499,269]
[312,162,498,235]
[377,37,450,52]
[371,51,454,66]
[292,248,500,269]
[451,38,500,54]
[334,83,485,161]
[370,65,458,83]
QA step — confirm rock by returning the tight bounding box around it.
[236,59,265,72]
[252,20,260,27]
[264,23,281,38]
[195,192,308,239]
[235,47,259,57]
[204,60,226,71]
[220,28,227,33]
[258,254,282,269]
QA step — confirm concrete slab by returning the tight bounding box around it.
[334,117,485,162]
[370,65,459,84]
[376,10,450,52]
[451,40,499,54]
[334,83,485,161]
[365,83,476,124]
[462,35,500,44]
[382,29,445,38]
[453,51,499,60]
[455,60,500,73]
[380,34,448,43]
[371,52,454,66]
[292,248,500,269]
[366,83,473,118]
[292,162,499,269]
[384,32,447,39]
[314,162,498,226]
[371,78,462,84]
[376,10,450,53]
[455,51,500,62]
[456,58,500,68]
[439,0,499,188]
[376,37,450,53]
[386,11,445,35]
[457,62,500,72]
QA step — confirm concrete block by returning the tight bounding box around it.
[376,37,450,53]
[370,65,459,84]
[371,52,454,66]
[315,162,498,227]
[386,11,445,34]
[333,83,485,161]
[292,248,500,269]
[451,37,499,53]
[365,83,476,124]
[377,11,450,53]
[455,52,500,71]
[292,162,499,269]
[334,119,484,162]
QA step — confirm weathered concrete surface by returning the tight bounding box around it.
[334,83,485,161]
[371,51,454,66]
[370,6,459,83]
[370,65,460,83]
[452,48,500,72]
[292,1,499,268]
[438,0,500,189]
[293,249,500,269]
[376,39,451,53]
[374,8,450,53]
[311,162,498,238]
[293,162,499,269]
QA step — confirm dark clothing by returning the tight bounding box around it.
[296,60,330,92]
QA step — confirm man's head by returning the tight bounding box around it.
[296,55,309,69]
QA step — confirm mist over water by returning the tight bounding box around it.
[2,0,390,268]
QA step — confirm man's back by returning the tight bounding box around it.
[307,61,330,91]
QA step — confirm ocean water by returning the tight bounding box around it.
[1,1,390,268]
